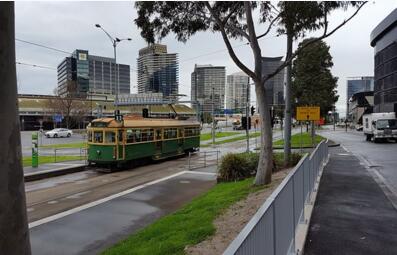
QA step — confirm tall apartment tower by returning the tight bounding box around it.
[137,44,179,98]
[191,64,226,113]
[346,76,374,117]
[261,56,285,106]
[225,72,250,112]
[57,49,130,97]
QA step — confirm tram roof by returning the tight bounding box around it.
[89,117,200,128]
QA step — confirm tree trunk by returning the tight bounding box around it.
[284,33,293,165]
[0,2,31,253]
[254,81,273,185]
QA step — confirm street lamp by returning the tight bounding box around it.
[95,24,131,112]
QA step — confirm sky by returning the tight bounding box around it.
[14,0,397,117]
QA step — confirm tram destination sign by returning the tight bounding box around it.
[296,106,320,121]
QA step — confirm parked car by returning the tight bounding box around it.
[45,128,73,138]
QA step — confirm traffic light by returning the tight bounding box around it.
[251,106,255,116]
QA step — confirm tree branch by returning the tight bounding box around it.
[257,14,280,40]
[204,1,257,80]
[245,1,263,79]
[262,1,367,85]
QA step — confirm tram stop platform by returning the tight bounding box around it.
[24,160,87,182]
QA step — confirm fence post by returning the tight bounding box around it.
[204,151,207,167]
[216,151,219,166]
[54,148,57,163]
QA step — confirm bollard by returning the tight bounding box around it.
[32,132,39,167]
[188,152,191,170]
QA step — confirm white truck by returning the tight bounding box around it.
[363,112,397,142]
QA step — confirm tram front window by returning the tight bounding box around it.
[105,131,116,143]
[94,131,103,143]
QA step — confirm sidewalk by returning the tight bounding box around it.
[304,146,397,255]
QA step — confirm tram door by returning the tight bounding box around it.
[117,130,124,160]
[155,129,162,155]
[178,128,184,153]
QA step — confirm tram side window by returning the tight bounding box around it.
[156,129,162,140]
[87,131,92,142]
[164,128,177,139]
[105,131,115,143]
[134,129,142,142]
[147,129,154,141]
[126,129,134,143]
[94,131,103,143]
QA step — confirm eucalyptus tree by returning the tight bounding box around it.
[275,1,365,164]
[135,1,366,185]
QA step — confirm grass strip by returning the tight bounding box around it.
[102,177,265,255]
[201,132,261,147]
[200,131,241,141]
[22,155,85,167]
[39,142,87,149]
[273,132,325,148]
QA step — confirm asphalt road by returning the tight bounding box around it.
[318,127,397,198]
[29,170,216,255]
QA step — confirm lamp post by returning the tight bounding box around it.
[95,24,131,112]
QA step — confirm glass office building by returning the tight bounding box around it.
[137,44,179,98]
[191,64,226,113]
[57,49,130,98]
[346,77,374,117]
[370,9,397,113]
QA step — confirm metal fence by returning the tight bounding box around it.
[188,150,220,170]
[224,140,329,255]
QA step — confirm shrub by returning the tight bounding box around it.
[218,152,303,182]
[217,153,255,182]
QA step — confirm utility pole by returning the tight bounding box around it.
[333,105,336,131]
[0,2,31,254]
[95,24,131,113]
[212,87,215,147]
[246,83,250,152]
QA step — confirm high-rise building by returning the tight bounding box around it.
[57,49,130,97]
[346,77,374,117]
[137,44,179,98]
[225,72,250,112]
[371,9,397,113]
[191,64,226,113]
[261,56,285,106]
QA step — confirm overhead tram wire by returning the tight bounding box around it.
[15,38,72,55]
[179,34,280,64]
[16,61,57,71]
[15,34,280,73]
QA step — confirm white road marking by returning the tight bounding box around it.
[29,170,212,229]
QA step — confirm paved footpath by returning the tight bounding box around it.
[304,146,397,255]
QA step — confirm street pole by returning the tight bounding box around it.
[0,2,31,253]
[212,87,215,147]
[333,105,336,131]
[113,41,118,112]
[246,83,250,152]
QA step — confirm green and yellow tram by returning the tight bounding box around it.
[86,116,200,167]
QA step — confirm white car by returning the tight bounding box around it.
[45,128,73,138]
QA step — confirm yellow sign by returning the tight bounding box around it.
[296,106,320,121]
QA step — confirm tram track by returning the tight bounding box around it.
[26,154,203,222]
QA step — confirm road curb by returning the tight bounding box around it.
[24,164,86,182]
